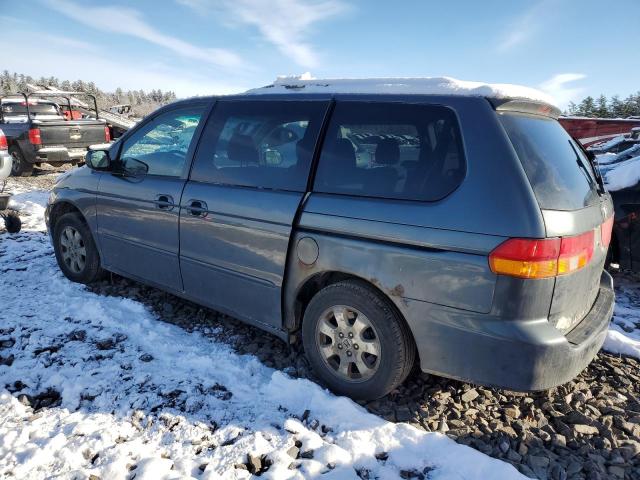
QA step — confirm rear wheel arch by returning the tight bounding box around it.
[292,271,417,352]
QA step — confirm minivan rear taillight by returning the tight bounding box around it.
[104,126,111,142]
[28,128,42,145]
[601,216,613,248]
[490,230,596,279]
[0,129,7,150]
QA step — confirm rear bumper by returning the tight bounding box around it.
[34,147,87,164]
[0,151,11,179]
[410,270,614,391]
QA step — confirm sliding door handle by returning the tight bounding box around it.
[186,199,208,217]
[154,194,175,210]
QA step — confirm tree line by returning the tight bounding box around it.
[0,71,177,117]
[566,92,640,118]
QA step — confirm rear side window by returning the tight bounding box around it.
[190,100,329,191]
[314,102,465,201]
[499,113,600,210]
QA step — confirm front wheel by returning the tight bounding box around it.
[302,280,415,400]
[9,147,33,177]
[53,212,104,283]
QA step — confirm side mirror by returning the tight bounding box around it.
[86,149,111,170]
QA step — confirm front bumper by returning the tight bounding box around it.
[409,270,615,391]
[34,147,87,164]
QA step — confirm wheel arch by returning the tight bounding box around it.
[49,200,86,230]
[289,270,418,358]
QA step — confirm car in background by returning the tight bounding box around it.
[600,146,640,271]
[1,94,111,176]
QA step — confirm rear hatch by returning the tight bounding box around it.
[35,119,107,149]
[496,102,613,334]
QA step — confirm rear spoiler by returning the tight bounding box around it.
[488,98,562,120]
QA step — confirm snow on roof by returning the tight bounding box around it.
[246,74,557,105]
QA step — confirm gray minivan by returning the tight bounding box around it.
[46,85,615,400]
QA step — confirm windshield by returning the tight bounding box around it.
[499,112,601,210]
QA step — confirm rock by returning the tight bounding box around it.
[461,389,479,403]
[504,406,520,419]
[550,465,567,480]
[286,445,300,459]
[246,453,262,474]
[395,407,412,422]
[300,450,314,459]
[139,353,154,362]
[95,338,115,350]
[574,424,599,436]
[68,330,86,342]
[0,337,15,349]
[607,465,625,478]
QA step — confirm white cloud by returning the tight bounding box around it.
[539,73,587,108]
[496,1,549,53]
[179,0,348,68]
[42,0,244,69]
[2,30,248,98]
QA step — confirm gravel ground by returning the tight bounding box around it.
[5,168,640,480]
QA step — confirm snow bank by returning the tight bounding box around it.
[246,75,556,105]
[603,155,640,191]
[0,186,524,479]
[602,277,640,361]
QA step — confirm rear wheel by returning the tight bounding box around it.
[53,212,104,283]
[302,280,415,400]
[9,147,33,177]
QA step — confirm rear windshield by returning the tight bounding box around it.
[1,102,60,117]
[499,113,600,210]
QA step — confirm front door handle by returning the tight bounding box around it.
[155,194,175,210]
[186,199,208,217]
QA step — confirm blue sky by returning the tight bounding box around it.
[3,0,639,107]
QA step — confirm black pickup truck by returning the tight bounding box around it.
[1,93,110,176]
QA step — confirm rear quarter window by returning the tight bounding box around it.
[499,113,600,211]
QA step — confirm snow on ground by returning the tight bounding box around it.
[246,76,556,105]
[605,275,640,359]
[0,187,524,479]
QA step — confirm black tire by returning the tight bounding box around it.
[9,147,33,177]
[53,212,104,284]
[3,211,21,233]
[302,280,415,400]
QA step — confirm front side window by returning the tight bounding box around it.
[119,106,205,177]
[314,102,465,201]
[190,100,329,191]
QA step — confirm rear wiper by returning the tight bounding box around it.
[569,140,604,194]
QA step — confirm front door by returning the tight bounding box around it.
[180,99,330,328]
[96,103,208,291]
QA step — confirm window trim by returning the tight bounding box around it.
[187,99,332,192]
[311,100,468,203]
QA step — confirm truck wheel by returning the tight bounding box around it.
[9,147,33,177]
[53,212,104,284]
[302,280,415,400]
